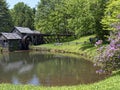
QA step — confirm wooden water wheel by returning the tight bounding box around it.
[22,35,32,50]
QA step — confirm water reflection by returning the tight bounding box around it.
[18,64,33,74]
[27,75,40,85]
[12,76,21,84]
[3,61,23,72]
[0,51,107,86]
[12,75,40,85]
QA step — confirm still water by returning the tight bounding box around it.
[0,51,107,86]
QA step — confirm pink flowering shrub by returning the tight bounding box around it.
[94,21,120,74]
[95,40,103,47]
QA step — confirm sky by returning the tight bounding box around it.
[6,0,40,9]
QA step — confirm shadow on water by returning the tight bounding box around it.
[0,51,108,86]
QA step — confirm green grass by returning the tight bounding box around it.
[32,35,97,61]
[1,35,120,90]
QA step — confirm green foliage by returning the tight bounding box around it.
[35,0,110,38]
[102,0,120,31]
[10,2,35,29]
[35,0,66,34]
[66,0,95,37]
[94,16,120,74]
[35,0,97,37]
[0,0,13,32]
[90,0,109,39]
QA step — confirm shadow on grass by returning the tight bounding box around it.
[112,70,120,76]
[79,44,95,51]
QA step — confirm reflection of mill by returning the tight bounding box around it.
[0,52,35,84]
[12,74,40,85]
[0,51,54,85]
[0,52,107,86]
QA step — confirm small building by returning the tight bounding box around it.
[12,27,35,37]
[0,33,22,51]
[12,27,44,45]
[0,26,44,51]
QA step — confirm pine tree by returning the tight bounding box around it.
[0,0,13,32]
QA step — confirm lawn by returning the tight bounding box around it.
[32,35,97,61]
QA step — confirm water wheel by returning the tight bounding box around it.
[22,35,32,50]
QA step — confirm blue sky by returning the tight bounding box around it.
[6,0,40,9]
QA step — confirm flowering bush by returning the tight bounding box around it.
[94,21,120,74]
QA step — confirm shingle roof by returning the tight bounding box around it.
[1,33,21,40]
[14,27,41,34]
[15,27,34,34]
[32,30,40,34]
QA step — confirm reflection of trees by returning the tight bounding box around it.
[12,74,40,85]
[3,61,23,72]
[0,51,106,86]
[35,56,104,86]
[0,61,34,84]
[0,51,55,85]
[0,52,35,84]
[18,64,33,74]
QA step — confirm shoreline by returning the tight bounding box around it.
[31,45,95,62]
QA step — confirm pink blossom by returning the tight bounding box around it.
[116,25,120,30]
[110,46,116,50]
[117,14,120,19]
[95,40,103,46]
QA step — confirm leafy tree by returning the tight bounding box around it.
[35,0,95,36]
[10,2,35,29]
[0,0,13,32]
[90,0,109,40]
[35,0,109,38]
[35,0,63,34]
[102,0,120,31]
[94,16,120,74]
[66,0,95,37]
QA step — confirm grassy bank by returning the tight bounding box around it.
[32,35,97,61]
[1,35,120,90]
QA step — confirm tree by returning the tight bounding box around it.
[10,2,35,29]
[35,0,109,38]
[35,0,63,34]
[66,0,95,37]
[90,0,109,40]
[0,0,13,32]
[94,16,120,74]
[35,0,95,36]
[102,0,120,31]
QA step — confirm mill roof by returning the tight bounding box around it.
[32,30,40,34]
[1,33,21,40]
[15,27,34,34]
[14,27,41,34]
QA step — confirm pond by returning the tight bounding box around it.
[0,51,107,86]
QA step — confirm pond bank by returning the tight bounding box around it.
[31,46,93,61]
[31,35,97,62]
